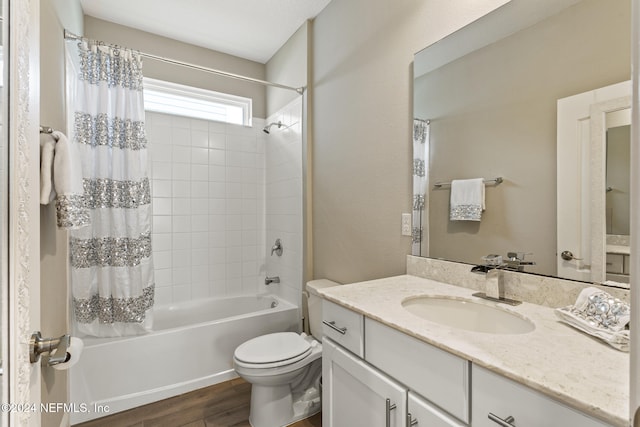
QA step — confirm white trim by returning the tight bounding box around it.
[630,0,640,421]
[143,77,252,126]
[7,0,41,425]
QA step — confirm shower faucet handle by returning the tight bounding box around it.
[271,238,283,256]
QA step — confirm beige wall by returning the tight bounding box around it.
[265,21,308,117]
[39,1,83,425]
[311,0,509,284]
[84,16,268,118]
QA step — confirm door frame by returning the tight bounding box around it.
[556,81,630,282]
[6,0,41,425]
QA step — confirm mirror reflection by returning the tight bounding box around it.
[413,0,630,285]
[605,111,631,284]
[0,2,5,416]
[606,122,630,236]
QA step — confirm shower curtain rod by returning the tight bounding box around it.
[63,30,305,95]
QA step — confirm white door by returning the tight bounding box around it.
[556,80,630,281]
[322,338,406,427]
[5,0,43,425]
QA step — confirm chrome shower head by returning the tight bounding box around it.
[263,121,283,134]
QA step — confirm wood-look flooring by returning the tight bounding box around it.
[74,378,322,427]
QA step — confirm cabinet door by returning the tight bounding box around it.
[408,392,466,427]
[366,318,470,422]
[323,338,407,427]
[472,365,611,427]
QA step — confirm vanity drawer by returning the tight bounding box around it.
[606,253,624,274]
[365,318,470,423]
[322,300,364,357]
[472,365,610,427]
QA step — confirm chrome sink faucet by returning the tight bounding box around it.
[504,252,535,271]
[484,267,503,300]
[470,254,521,306]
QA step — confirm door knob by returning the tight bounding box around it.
[561,250,583,261]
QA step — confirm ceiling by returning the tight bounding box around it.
[79,0,332,64]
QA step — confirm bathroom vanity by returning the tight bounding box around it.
[318,274,628,427]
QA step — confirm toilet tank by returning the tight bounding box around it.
[306,279,341,340]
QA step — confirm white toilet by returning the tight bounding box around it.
[233,279,340,427]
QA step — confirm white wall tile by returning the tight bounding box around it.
[208,132,226,150]
[153,198,172,216]
[191,164,209,181]
[265,97,303,306]
[153,216,172,233]
[172,145,190,162]
[152,162,172,180]
[172,127,191,146]
[172,163,191,181]
[192,147,209,164]
[191,129,208,147]
[153,180,172,197]
[148,112,270,304]
[171,198,192,215]
[209,149,226,166]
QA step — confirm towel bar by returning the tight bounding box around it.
[434,176,503,188]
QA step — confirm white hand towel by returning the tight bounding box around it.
[40,133,56,204]
[555,287,630,352]
[449,178,485,221]
[51,131,90,229]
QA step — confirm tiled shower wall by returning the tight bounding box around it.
[146,112,268,306]
[265,97,303,305]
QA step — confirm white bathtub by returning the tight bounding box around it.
[70,294,299,424]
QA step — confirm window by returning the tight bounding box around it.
[143,77,252,126]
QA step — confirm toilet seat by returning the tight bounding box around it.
[234,332,313,369]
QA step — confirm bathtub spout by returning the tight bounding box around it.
[265,276,280,285]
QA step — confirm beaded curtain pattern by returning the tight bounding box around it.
[412,119,429,255]
[66,38,155,337]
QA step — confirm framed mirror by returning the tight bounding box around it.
[412,0,631,285]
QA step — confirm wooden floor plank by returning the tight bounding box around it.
[74,379,321,427]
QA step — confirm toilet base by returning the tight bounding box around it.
[248,384,321,427]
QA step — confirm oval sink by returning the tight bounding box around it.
[402,296,535,334]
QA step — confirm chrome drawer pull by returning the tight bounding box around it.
[407,412,418,425]
[323,320,347,335]
[385,398,397,427]
[488,413,515,427]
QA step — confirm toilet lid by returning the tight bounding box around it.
[234,332,311,364]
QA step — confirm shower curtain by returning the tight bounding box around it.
[66,38,155,337]
[412,119,429,256]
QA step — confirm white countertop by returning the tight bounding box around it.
[317,274,629,427]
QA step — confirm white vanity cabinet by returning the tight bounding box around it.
[322,300,364,356]
[321,299,615,427]
[472,365,611,427]
[322,301,468,427]
[323,337,407,427]
[408,392,466,427]
[365,319,470,423]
